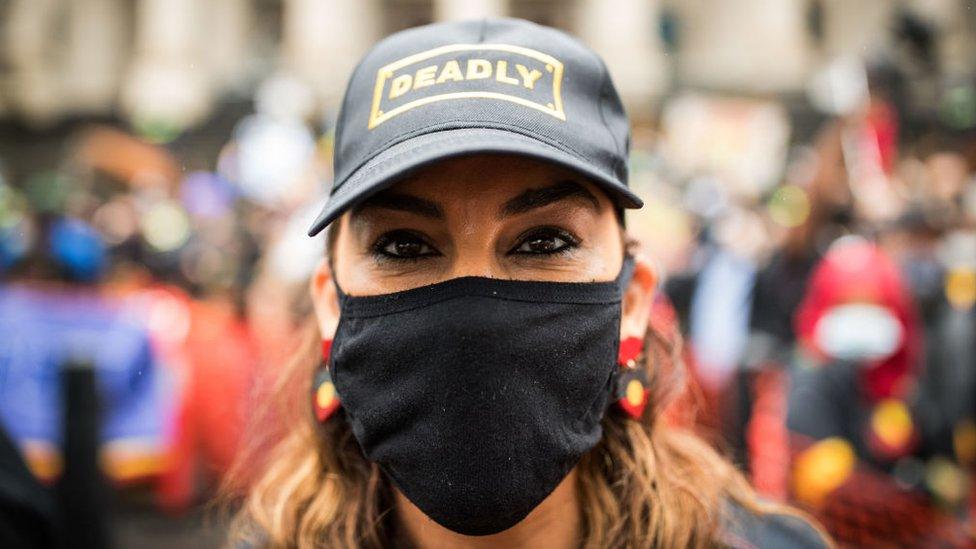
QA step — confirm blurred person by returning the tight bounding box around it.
[698,140,844,486]
[24,124,256,513]
[227,19,828,548]
[878,142,976,489]
[902,138,976,249]
[154,285,258,511]
[664,201,780,482]
[668,204,768,395]
[877,209,956,449]
[787,237,971,546]
[0,213,169,484]
[67,124,271,511]
[922,149,970,223]
[881,207,947,325]
[731,96,885,490]
[746,136,849,368]
[0,212,170,547]
[243,200,327,400]
[902,213,976,529]
[99,169,263,512]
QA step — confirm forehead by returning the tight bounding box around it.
[387,153,602,202]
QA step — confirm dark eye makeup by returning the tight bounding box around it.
[369,226,581,262]
[508,226,580,256]
[371,230,440,261]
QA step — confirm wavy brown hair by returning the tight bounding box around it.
[224,236,823,547]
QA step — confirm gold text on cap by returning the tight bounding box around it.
[368,44,566,129]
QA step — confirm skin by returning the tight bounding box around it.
[310,154,657,549]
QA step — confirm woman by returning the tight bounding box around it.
[230,18,828,548]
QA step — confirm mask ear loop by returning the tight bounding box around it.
[326,253,350,306]
[616,254,637,291]
[313,339,341,422]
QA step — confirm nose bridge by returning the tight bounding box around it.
[450,261,496,279]
[446,208,500,279]
[449,235,499,279]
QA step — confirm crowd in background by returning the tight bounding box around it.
[660,65,976,545]
[1,3,976,547]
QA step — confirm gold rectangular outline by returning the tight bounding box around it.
[367,43,565,129]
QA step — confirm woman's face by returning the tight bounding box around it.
[310,153,656,538]
[311,153,655,356]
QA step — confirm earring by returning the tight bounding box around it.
[615,336,650,420]
[313,340,341,422]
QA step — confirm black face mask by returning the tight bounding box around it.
[329,257,634,536]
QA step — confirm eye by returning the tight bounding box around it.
[510,227,579,255]
[372,230,440,260]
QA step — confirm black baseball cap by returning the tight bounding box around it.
[307,17,643,236]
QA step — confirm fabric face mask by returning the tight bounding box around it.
[329,257,635,536]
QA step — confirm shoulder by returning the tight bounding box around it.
[718,501,829,549]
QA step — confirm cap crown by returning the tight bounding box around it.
[331,18,630,195]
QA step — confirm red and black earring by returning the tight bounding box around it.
[614,336,650,419]
[313,340,341,422]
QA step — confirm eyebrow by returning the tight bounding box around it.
[499,180,600,217]
[353,190,444,219]
[351,179,600,220]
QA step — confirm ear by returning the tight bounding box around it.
[620,253,657,341]
[310,257,341,340]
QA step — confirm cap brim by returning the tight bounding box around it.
[307,127,642,236]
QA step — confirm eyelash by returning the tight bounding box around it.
[370,227,581,261]
[510,226,581,256]
[371,230,439,262]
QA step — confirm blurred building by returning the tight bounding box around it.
[2,0,975,129]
